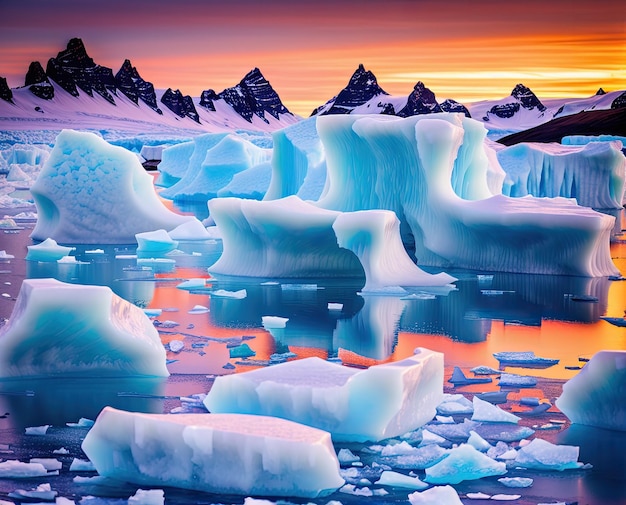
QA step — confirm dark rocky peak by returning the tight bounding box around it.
[320,64,388,115]
[611,90,626,109]
[160,88,200,123]
[25,61,54,100]
[46,38,117,105]
[511,83,546,111]
[596,87,606,95]
[115,59,161,114]
[199,89,218,111]
[440,98,471,118]
[0,76,13,103]
[397,81,442,117]
[217,67,290,123]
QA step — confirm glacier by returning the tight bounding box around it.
[0,278,169,378]
[208,196,455,288]
[82,407,344,498]
[315,114,618,276]
[555,350,626,431]
[30,130,195,244]
[496,141,625,209]
[204,348,443,442]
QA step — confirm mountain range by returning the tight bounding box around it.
[1,38,625,137]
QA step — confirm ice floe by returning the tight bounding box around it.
[424,444,507,484]
[25,237,75,261]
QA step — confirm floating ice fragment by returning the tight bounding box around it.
[436,395,473,416]
[474,424,534,443]
[408,484,463,505]
[0,460,49,477]
[168,219,211,241]
[82,407,344,498]
[471,365,502,375]
[435,415,455,424]
[143,308,162,318]
[136,229,178,255]
[328,302,343,311]
[128,488,165,505]
[467,430,492,452]
[472,396,520,423]
[66,417,95,428]
[26,238,75,261]
[493,351,558,367]
[229,343,256,358]
[211,289,247,299]
[556,350,626,431]
[53,447,70,455]
[498,477,533,488]
[261,316,289,329]
[168,340,184,353]
[339,484,373,496]
[476,391,509,404]
[449,366,492,385]
[424,444,507,484]
[205,348,443,442]
[491,494,522,501]
[514,438,582,470]
[25,424,49,435]
[0,250,15,259]
[188,305,209,314]
[337,448,361,465]
[176,278,207,290]
[69,458,96,471]
[499,373,537,387]
[467,492,492,499]
[376,470,428,490]
[154,319,179,328]
[419,429,446,446]
[8,483,58,501]
[0,278,169,378]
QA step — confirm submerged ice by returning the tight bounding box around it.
[0,278,169,377]
[82,407,344,498]
[205,348,444,442]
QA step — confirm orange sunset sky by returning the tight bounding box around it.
[0,0,624,117]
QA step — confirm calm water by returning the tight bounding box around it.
[0,208,625,504]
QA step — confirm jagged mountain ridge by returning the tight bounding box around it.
[0,37,296,130]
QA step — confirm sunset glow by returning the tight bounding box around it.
[0,0,623,116]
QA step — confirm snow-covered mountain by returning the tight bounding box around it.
[0,38,298,134]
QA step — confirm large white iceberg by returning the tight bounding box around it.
[82,407,344,498]
[555,350,626,431]
[30,130,194,244]
[208,196,455,288]
[204,348,444,442]
[315,114,618,277]
[497,141,625,209]
[0,278,169,378]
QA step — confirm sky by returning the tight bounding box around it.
[0,0,624,117]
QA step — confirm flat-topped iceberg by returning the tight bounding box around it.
[0,278,169,378]
[82,407,344,498]
[208,196,455,288]
[30,130,194,244]
[556,350,626,431]
[205,348,444,442]
[315,114,618,277]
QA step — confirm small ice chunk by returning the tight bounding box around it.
[376,470,428,490]
[328,302,343,311]
[498,477,533,488]
[0,460,49,477]
[211,289,247,299]
[493,351,558,367]
[436,395,473,415]
[176,278,207,290]
[419,429,446,446]
[66,417,95,428]
[339,484,373,496]
[491,494,522,501]
[229,343,256,358]
[168,340,184,353]
[427,419,480,442]
[136,229,178,255]
[25,424,49,435]
[70,458,96,471]
[424,444,507,484]
[449,367,492,385]
[474,424,535,443]
[496,449,518,460]
[82,407,344,498]
[499,373,537,387]
[128,488,165,505]
[467,492,492,499]
[0,250,15,259]
[471,365,501,375]
[337,448,361,465]
[408,485,463,505]
[8,483,57,501]
[29,458,62,470]
[53,447,70,455]
[26,237,74,261]
[144,308,163,317]
[472,396,520,424]
[467,430,492,452]
[261,316,289,329]
[188,305,210,314]
[436,415,455,424]
[514,438,582,470]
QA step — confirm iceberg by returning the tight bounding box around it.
[376,470,428,490]
[208,196,455,288]
[205,348,444,442]
[315,114,618,277]
[25,237,75,261]
[471,396,520,423]
[82,407,344,498]
[555,350,626,431]
[135,229,179,256]
[424,443,507,484]
[493,351,559,367]
[499,373,538,387]
[0,278,169,378]
[30,130,194,244]
[497,141,625,209]
[514,438,582,470]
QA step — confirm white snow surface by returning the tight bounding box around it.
[315,113,618,277]
[0,278,169,378]
[81,407,344,498]
[30,129,194,244]
[556,350,626,431]
[204,348,444,442]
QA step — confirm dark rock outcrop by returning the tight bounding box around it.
[115,59,161,114]
[610,90,626,109]
[596,88,606,95]
[160,88,200,123]
[316,64,388,115]
[25,61,54,100]
[0,77,13,103]
[216,68,290,123]
[397,81,442,117]
[485,102,521,120]
[46,38,117,105]
[440,98,471,118]
[199,89,218,111]
[511,83,546,112]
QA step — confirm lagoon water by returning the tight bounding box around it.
[0,208,625,504]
